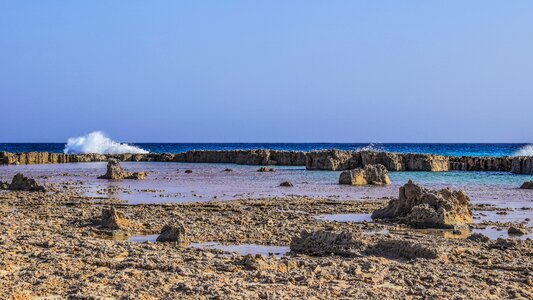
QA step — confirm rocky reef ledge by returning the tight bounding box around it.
[1,150,532,174]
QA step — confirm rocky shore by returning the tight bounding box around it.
[2,150,532,174]
[0,175,531,299]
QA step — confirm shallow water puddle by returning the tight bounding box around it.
[129,234,158,243]
[472,227,533,240]
[190,242,290,257]
[315,213,372,222]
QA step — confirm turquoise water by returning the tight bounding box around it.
[1,162,531,208]
[1,143,531,157]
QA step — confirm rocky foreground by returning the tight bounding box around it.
[0,180,532,299]
[2,149,533,174]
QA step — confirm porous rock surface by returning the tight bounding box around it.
[4,173,46,192]
[156,223,189,246]
[99,207,130,230]
[339,164,391,185]
[98,159,147,180]
[371,180,473,228]
[290,230,366,256]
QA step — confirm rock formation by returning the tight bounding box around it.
[367,237,443,259]
[508,226,529,235]
[156,223,189,246]
[371,180,473,228]
[98,159,147,180]
[339,164,391,185]
[280,181,293,187]
[257,167,275,172]
[6,173,45,192]
[520,181,533,189]
[1,149,525,173]
[511,156,533,175]
[99,207,129,230]
[290,230,366,257]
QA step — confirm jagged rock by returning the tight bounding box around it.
[99,207,129,230]
[467,233,491,243]
[306,150,357,171]
[224,168,233,172]
[511,156,533,174]
[371,180,473,228]
[7,173,45,192]
[257,167,275,172]
[156,223,189,246]
[98,159,147,180]
[290,230,366,257]
[184,170,193,174]
[368,237,443,259]
[520,181,533,189]
[508,226,529,235]
[339,164,391,185]
[280,181,293,187]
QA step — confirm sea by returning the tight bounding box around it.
[1,142,532,157]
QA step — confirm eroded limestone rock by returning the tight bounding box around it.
[290,230,366,257]
[98,159,147,180]
[7,173,45,192]
[520,181,533,189]
[99,207,129,230]
[508,226,529,235]
[156,223,189,246]
[368,237,443,259]
[371,180,473,228]
[339,164,391,185]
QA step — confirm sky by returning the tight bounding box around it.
[1,1,532,143]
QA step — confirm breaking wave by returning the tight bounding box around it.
[63,131,149,154]
[357,143,384,152]
[513,144,533,157]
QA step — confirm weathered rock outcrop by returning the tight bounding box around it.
[99,207,129,230]
[512,156,533,174]
[156,223,189,246]
[257,167,275,172]
[305,150,356,171]
[339,164,391,185]
[0,150,525,173]
[520,181,533,189]
[367,237,443,259]
[290,230,366,256]
[98,159,147,180]
[371,180,473,228]
[280,181,293,187]
[5,173,45,192]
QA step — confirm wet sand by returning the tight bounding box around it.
[0,164,532,299]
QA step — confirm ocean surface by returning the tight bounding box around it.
[1,143,532,157]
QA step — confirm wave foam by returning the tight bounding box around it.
[513,144,533,157]
[63,131,149,154]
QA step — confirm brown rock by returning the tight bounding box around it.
[7,173,46,192]
[368,237,443,259]
[156,223,189,246]
[519,181,533,189]
[98,159,147,180]
[257,167,275,172]
[508,226,529,235]
[339,164,391,185]
[290,230,366,257]
[99,207,129,230]
[371,180,473,228]
[280,181,293,187]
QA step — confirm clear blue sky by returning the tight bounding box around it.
[1,1,532,143]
